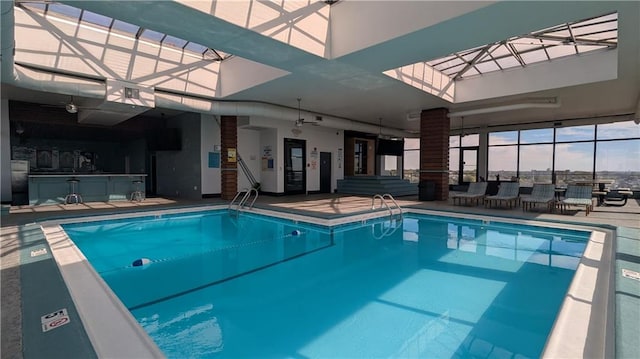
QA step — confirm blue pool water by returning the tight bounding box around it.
[63,211,590,358]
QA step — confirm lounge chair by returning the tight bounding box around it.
[602,188,633,207]
[451,182,487,206]
[485,182,520,208]
[521,183,556,212]
[560,184,594,216]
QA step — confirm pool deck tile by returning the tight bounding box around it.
[18,223,97,359]
[1,194,639,358]
[615,227,640,359]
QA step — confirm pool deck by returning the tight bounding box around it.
[2,194,639,358]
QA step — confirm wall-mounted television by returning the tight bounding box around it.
[376,138,404,156]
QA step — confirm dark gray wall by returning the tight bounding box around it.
[10,136,126,173]
[124,138,147,174]
[156,113,202,200]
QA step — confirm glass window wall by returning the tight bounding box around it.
[484,119,639,189]
[520,144,553,185]
[596,139,640,188]
[488,145,517,181]
[555,125,594,142]
[449,148,460,185]
[403,138,420,183]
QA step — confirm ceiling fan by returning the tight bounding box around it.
[460,116,467,137]
[295,98,322,127]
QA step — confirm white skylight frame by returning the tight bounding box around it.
[426,12,618,81]
[18,1,232,61]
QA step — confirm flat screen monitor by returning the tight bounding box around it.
[377,138,404,156]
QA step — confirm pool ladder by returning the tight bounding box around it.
[229,187,259,213]
[371,193,403,219]
[371,194,403,239]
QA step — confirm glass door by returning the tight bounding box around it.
[460,147,478,183]
[354,139,368,175]
[284,138,306,194]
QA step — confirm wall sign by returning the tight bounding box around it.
[208,152,220,168]
[262,145,274,171]
[227,148,237,162]
[262,145,272,158]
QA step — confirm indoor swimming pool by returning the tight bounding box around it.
[61,209,590,358]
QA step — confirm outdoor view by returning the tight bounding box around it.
[403,120,640,189]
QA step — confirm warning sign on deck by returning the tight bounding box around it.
[622,268,640,282]
[30,248,47,257]
[41,308,71,332]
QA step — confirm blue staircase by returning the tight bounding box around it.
[337,176,418,197]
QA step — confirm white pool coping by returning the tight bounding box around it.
[40,206,614,358]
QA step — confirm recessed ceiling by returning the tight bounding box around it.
[2,1,639,133]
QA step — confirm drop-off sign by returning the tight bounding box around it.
[41,308,70,332]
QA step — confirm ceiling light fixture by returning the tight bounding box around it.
[65,96,79,113]
[296,98,304,126]
[15,122,24,135]
[405,112,421,121]
[448,97,560,118]
[65,102,78,113]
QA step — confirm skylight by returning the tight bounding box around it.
[18,1,232,61]
[426,12,617,80]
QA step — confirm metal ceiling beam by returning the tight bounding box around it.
[452,44,492,80]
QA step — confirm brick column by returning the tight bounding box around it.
[220,116,237,200]
[420,108,450,201]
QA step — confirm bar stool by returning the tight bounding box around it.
[64,178,83,204]
[131,179,145,202]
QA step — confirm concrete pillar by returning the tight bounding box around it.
[220,116,237,200]
[420,108,450,201]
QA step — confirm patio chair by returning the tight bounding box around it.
[451,182,487,206]
[521,183,556,212]
[485,182,520,208]
[560,184,594,216]
[602,188,633,207]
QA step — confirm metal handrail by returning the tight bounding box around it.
[229,187,259,213]
[370,193,403,239]
[371,193,403,218]
[243,188,259,209]
[382,193,403,218]
[239,190,252,207]
[229,190,247,211]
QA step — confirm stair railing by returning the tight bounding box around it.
[215,116,260,191]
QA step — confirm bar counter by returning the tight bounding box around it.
[28,173,147,205]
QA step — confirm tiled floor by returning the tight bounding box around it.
[3,193,639,228]
[1,194,638,358]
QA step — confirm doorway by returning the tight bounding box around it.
[354,139,368,175]
[320,152,331,193]
[459,147,478,184]
[284,138,306,194]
